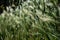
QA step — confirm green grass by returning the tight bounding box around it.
[0,0,60,40]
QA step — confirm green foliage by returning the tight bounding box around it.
[0,0,60,40]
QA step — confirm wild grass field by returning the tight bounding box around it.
[0,0,60,40]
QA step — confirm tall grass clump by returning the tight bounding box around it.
[0,0,60,40]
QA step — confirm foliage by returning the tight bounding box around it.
[0,0,60,40]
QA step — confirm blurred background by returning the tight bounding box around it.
[0,0,60,40]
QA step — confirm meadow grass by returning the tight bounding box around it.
[0,0,60,40]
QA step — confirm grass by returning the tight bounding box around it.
[0,0,60,40]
